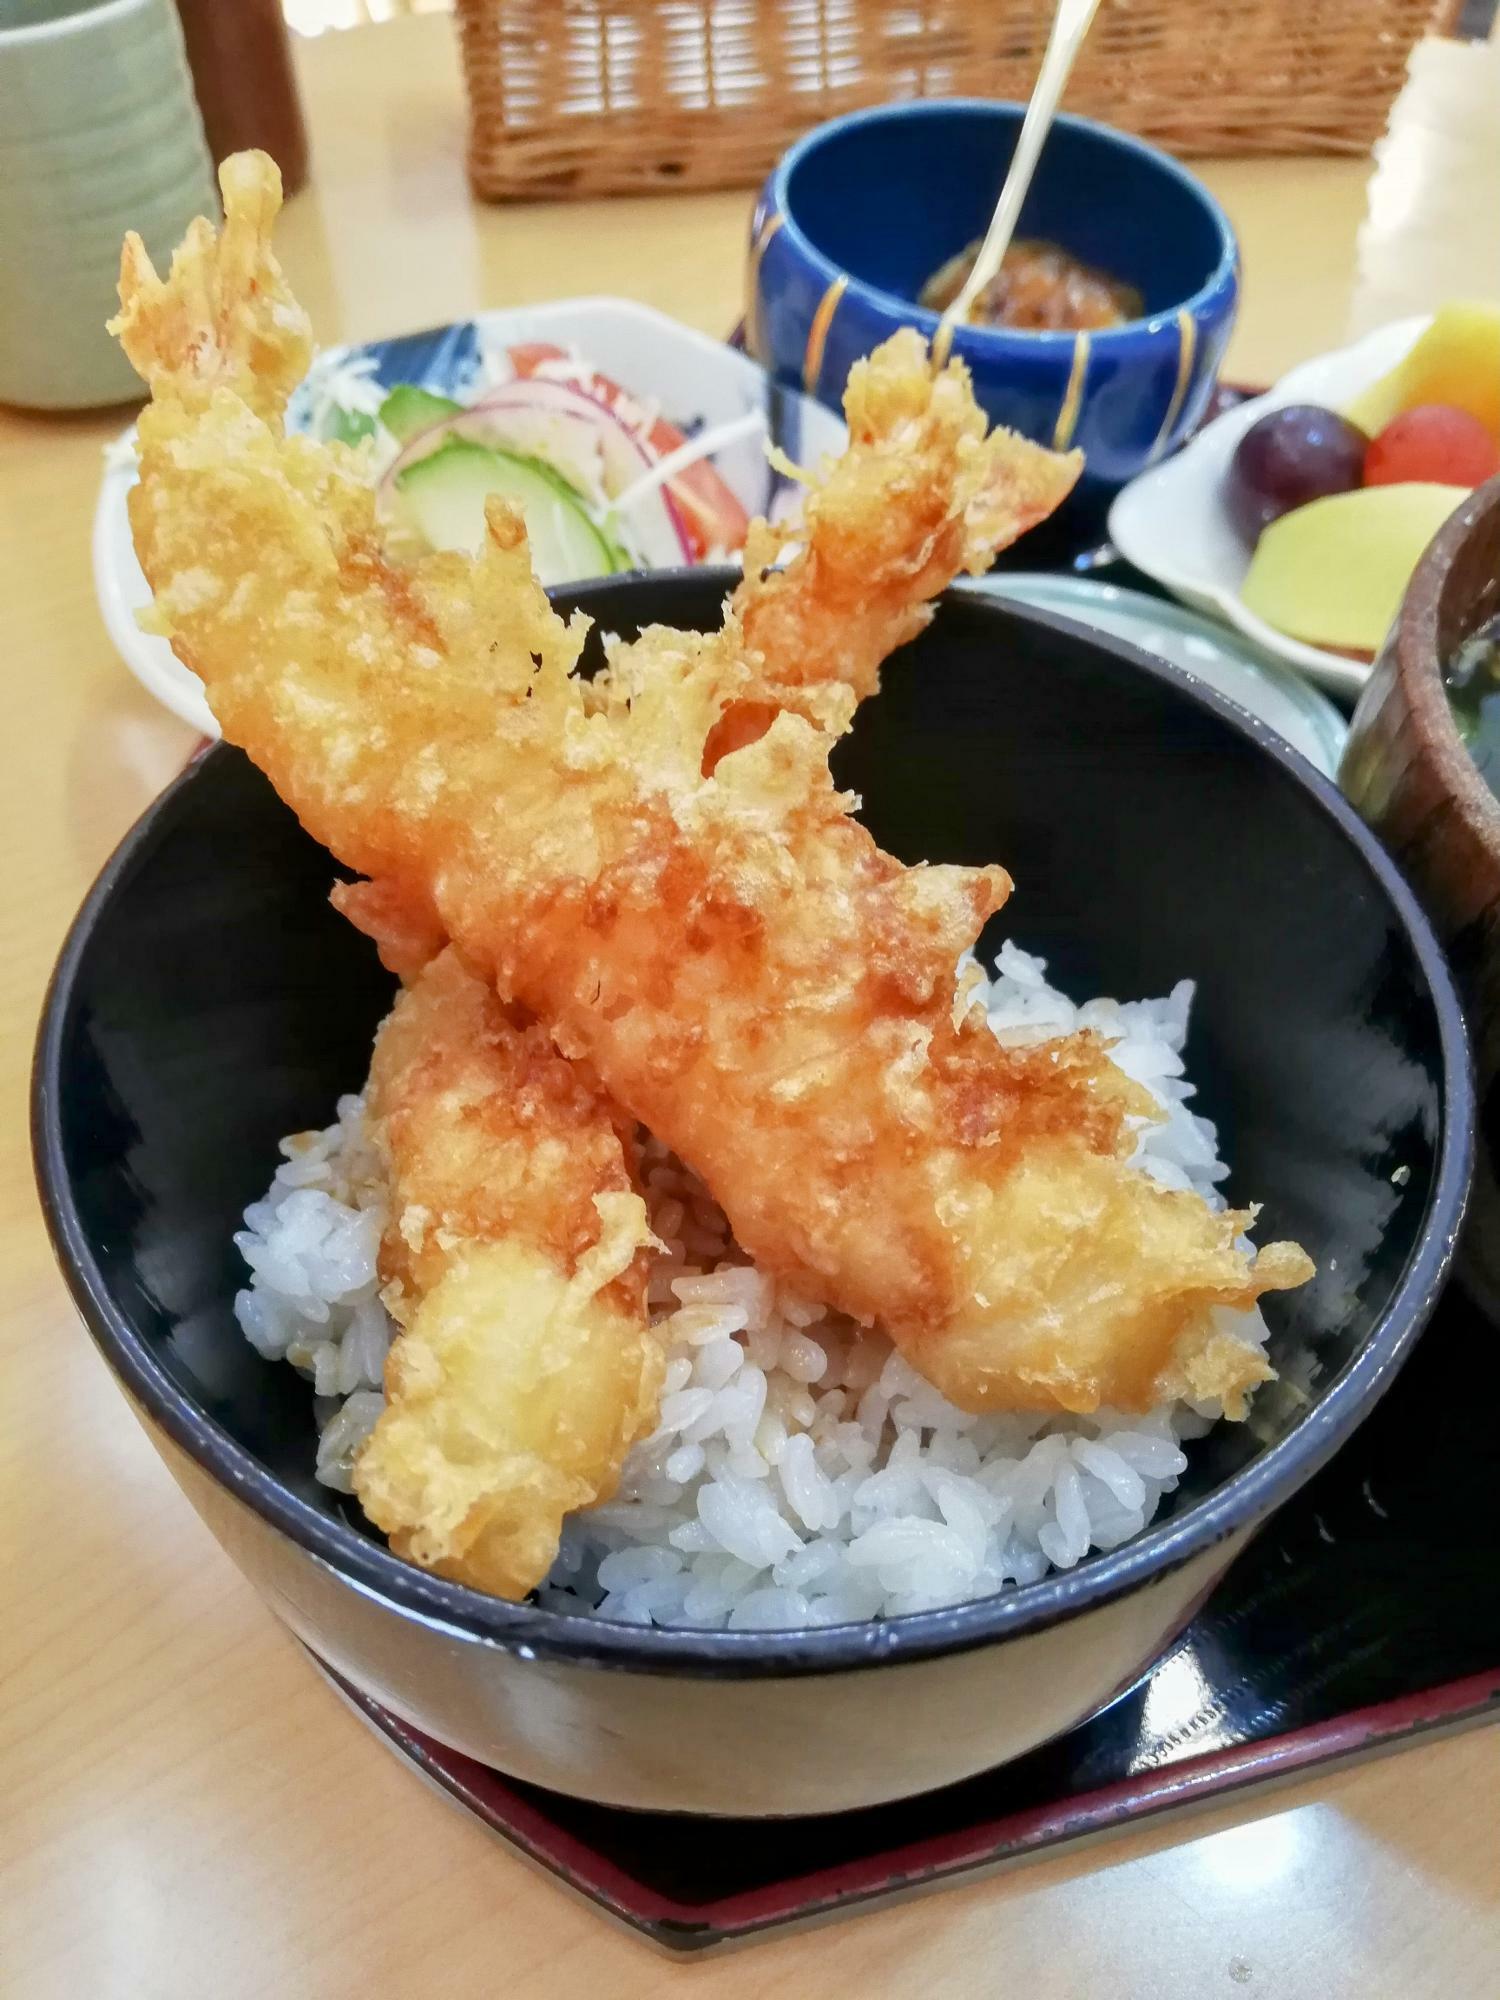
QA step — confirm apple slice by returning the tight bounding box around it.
[1240,482,1467,655]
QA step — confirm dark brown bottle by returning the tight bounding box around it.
[174,0,310,196]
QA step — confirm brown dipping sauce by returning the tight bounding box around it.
[921,237,1141,333]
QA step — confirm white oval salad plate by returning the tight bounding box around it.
[966,573,1348,776]
[94,297,847,738]
[1108,316,1431,699]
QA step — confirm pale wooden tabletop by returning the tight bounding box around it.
[2,15,1497,1996]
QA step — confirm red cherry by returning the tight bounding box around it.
[1364,404,1500,489]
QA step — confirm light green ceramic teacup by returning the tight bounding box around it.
[0,0,219,409]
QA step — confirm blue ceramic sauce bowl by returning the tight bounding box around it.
[749,101,1239,531]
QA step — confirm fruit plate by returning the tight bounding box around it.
[93,297,846,738]
[1108,317,1430,699]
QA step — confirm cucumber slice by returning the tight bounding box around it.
[380,384,462,443]
[395,438,620,581]
[325,406,377,447]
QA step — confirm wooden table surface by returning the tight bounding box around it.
[3,15,1497,1996]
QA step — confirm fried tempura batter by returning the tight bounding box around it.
[116,154,1312,1429]
[342,305,1087,1591]
[741,342,1076,687]
[661,335,1080,766]
[354,949,660,1597]
[113,157,670,1599]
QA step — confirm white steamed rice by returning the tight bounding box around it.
[233,943,1267,1629]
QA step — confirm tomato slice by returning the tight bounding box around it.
[507,343,750,560]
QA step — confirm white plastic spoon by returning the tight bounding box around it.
[935,0,1105,363]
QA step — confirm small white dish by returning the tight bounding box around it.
[94,297,847,738]
[1108,317,1431,698]
[967,572,1348,776]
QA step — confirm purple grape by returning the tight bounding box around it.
[1226,403,1369,545]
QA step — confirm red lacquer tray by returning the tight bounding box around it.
[315,1278,1500,1953]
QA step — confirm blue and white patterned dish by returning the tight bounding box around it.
[94,298,847,737]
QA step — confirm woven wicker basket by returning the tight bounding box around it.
[456,0,1443,202]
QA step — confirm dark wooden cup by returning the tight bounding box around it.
[1342,478,1500,1319]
